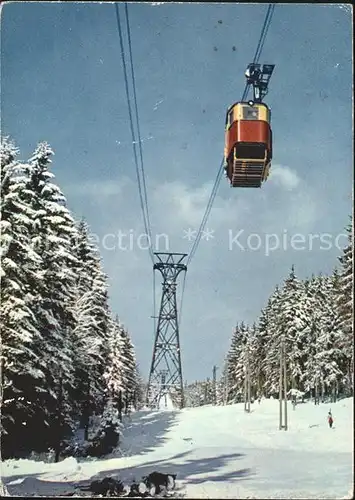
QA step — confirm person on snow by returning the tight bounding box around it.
[328,410,334,428]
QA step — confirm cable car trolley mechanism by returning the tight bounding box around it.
[224,63,275,188]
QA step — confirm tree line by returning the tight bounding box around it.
[223,220,352,405]
[0,137,144,459]
[184,219,352,408]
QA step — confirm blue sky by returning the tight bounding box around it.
[1,2,353,383]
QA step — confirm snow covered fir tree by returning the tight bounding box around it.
[0,137,145,460]
[184,378,216,407]
[219,226,353,406]
[182,220,353,410]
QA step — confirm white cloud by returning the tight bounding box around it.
[268,164,301,191]
[151,178,256,234]
[63,177,133,197]
[286,187,322,232]
[152,180,215,227]
[66,170,322,248]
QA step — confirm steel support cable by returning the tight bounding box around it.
[182,4,276,316]
[187,158,224,266]
[177,269,187,328]
[188,6,275,264]
[124,3,153,250]
[254,4,275,64]
[153,266,157,338]
[241,4,273,100]
[241,4,275,101]
[114,3,154,263]
[177,158,224,326]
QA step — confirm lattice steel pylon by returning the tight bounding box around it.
[146,253,187,409]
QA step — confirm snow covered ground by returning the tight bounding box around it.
[1,397,353,498]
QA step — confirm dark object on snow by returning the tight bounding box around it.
[142,472,177,495]
[328,410,334,428]
[127,481,151,497]
[89,477,125,496]
[78,471,177,498]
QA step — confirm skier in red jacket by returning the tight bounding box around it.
[328,410,334,428]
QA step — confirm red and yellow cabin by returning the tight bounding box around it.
[224,101,272,188]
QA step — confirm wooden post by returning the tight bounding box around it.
[224,373,228,406]
[212,365,217,405]
[55,371,63,463]
[247,362,251,411]
[127,393,130,415]
[283,341,288,430]
[118,390,122,422]
[244,349,251,413]
[279,339,283,430]
[244,366,247,411]
[84,379,90,440]
[279,337,288,430]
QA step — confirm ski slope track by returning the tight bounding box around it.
[2,398,353,498]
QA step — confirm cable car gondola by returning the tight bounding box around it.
[224,63,275,188]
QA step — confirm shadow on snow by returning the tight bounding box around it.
[5,450,253,496]
[118,409,180,457]
[4,410,254,496]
